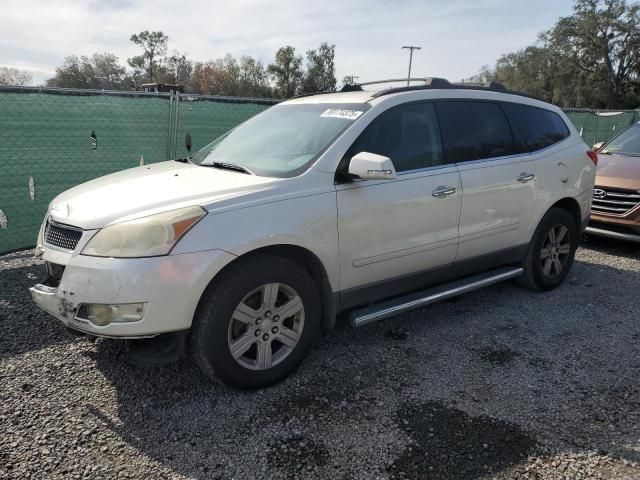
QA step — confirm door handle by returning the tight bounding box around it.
[516,173,535,183]
[432,186,456,197]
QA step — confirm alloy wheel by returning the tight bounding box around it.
[540,224,571,278]
[227,283,305,371]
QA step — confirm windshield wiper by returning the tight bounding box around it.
[204,161,254,175]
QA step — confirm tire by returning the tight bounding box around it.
[518,207,579,291]
[190,255,321,389]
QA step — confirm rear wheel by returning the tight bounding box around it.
[190,255,321,389]
[519,208,578,291]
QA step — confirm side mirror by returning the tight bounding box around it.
[592,141,604,152]
[348,152,397,180]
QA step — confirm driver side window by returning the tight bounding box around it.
[346,102,443,172]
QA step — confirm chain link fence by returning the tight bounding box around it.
[0,86,277,253]
[1,87,639,254]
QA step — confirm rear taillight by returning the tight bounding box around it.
[586,150,598,166]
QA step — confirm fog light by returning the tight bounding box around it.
[82,303,145,326]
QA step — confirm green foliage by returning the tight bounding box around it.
[192,54,273,97]
[128,30,169,83]
[0,67,32,86]
[46,53,127,90]
[302,43,337,94]
[267,46,304,98]
[46,31,337,98]
[476,0,640,108]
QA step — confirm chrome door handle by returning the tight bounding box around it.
[432,186,456,197]
[517,173,535,183]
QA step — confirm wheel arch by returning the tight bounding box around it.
[526,196,583,246]
[550,197,582,229]
[195,244,337,330]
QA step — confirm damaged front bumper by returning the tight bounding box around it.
[29,282,153,339]
[30,247,237,338]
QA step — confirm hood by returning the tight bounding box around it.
[48,161,276,229]
[595,153,640,190]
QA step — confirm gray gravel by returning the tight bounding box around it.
[1,237,640,479]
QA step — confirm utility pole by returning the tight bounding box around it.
[401,46,421,86]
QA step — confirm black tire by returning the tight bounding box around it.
[190,255,321,389]
[518,207,578,291]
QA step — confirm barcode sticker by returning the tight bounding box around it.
[320,109,363,120]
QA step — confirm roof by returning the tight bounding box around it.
[283,91,374,105]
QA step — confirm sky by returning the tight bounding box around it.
[0,0,575,87]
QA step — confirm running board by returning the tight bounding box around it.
[350,266,523,328]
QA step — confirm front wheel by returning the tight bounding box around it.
[519,207,578,291]
[190,255,321,389]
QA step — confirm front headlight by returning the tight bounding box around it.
[82,206,206,258]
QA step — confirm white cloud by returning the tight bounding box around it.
[0,0,573,86]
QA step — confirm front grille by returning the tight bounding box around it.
[44,220,83,251]
[591,187,640,215]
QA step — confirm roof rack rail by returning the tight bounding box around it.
[340,77,451,92]
[340,77,536,100]
[368,77,514,98]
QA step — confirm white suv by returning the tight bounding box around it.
[31,78,596,388]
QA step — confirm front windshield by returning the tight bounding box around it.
[192,103,370,177]
[601,124,640,156]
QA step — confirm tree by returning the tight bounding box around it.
[47,53,126,90]
[0,67,32,86]
[475,0,640,108]
[155,51,193,86]
[91,53,127,89]
[545,0,640,108]
[166,52,193,86]
[193,55,236,95]
[128,30,169,83]
[267,46,303,98]
[238,56,271,97]
[302,43,337,93]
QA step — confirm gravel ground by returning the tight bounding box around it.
[1,237,640,479]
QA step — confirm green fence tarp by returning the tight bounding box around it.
[564,109,640,147]
[1,87,638,254]
[0,88,276,253]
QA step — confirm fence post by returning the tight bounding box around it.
[166,91,174,160]
[173,92,181,159]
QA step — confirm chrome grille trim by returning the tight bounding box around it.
[591,187,640,215]
[44,219,83,251]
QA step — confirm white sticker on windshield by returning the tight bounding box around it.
[321,109,363,120]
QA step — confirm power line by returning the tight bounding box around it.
[401,46,422,86]
[357,51,407,80]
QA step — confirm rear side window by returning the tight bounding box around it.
[502,103,570,152]
[435,101,516,163]
[347,102,443,172]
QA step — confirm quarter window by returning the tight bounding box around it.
[435,101,516,163]
[502,103,570,152]
[347,103,443,172]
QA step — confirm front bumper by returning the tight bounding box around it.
[31,248,236,338]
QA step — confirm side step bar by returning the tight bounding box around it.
[350,266,523,328]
